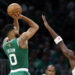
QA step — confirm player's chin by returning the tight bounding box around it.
[15,34,20,38]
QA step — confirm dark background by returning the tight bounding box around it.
[0,0,75,75]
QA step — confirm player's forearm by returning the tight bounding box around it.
[42,16,70,57]
[13,19,19,32]
[58,41,68,53]
[21,15,39,29]
[42,15,58,39]
[45,23,58,39]
[42,16,75,59]
[46,25,67,52]
[47,25,69,56]
[48,26,71,57]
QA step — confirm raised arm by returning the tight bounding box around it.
[13,13,20,33]
[18,15,39,48]
[42,15,75,59]
[13,18,19,33]
[3,13,20,45]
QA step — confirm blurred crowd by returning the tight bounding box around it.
[0,0,75,75]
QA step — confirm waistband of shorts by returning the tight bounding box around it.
[10,68,28,73]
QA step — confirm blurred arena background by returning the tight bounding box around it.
[0,0,75,75]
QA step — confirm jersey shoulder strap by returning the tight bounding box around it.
[10,38,19,47]
[2,41,7,49]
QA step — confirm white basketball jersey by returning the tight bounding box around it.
[72,68,75,75]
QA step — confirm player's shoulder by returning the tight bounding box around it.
[10,38,18,45]
[2,37,8,46]
[2,37,8,49]
[3,37,8,43]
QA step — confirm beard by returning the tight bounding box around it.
[15,34,20,38]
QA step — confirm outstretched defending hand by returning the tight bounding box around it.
[42,14,58,38]
[42,15,50,29]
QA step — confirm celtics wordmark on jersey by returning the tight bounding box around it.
[3,38,29,70]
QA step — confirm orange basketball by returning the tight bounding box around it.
[7,3,22,17]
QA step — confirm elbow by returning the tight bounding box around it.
[36,25,39,31]
[37,25,39,30]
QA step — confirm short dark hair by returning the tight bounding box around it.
[2,24,14,36]
[45,65,55,70]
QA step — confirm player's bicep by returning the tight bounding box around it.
[26,27,38,39]
[19,32,28,42]
[19,28,36,40]
[18,32,28,48]
[20,27,38,40]
[18,27,38,48]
